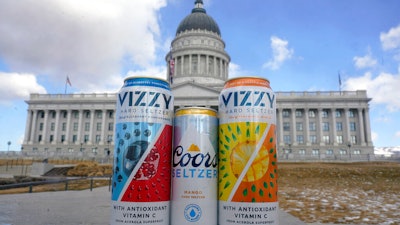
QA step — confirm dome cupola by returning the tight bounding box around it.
[176,0,221,36]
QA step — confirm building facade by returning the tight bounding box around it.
[21,0,374,160]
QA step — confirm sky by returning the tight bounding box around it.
[0,0,400,151]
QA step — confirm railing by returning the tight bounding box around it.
[0,177,112,193]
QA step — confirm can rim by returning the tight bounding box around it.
[175,107,217,116]
[225,76,270,84]
[123,76,168,83]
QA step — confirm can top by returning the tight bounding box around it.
[224,76,270,89]
[123,76,170,90]
[175,107,217,117]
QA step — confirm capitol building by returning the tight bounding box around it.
[21,0,374,161]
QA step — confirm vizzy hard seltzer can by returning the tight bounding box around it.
[171,107,218,225]
[218,77,278,225]
[111,77,174,225]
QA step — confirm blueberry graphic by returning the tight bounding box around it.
[119,139,124,146]
[117,147,121,154]
[144,129,151,137]
[115,166,120,174]
[125,132,131,140]
[122,124,127,130]
[134,122,140,125]
[117,174,123,182]
[134,129,141,136]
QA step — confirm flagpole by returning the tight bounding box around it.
[65,81,67,94]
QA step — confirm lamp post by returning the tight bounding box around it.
[7,141,11,153]
[347,142,352,160]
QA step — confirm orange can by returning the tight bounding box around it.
[218,77,278,225]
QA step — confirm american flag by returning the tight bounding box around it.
[66,76,72,86]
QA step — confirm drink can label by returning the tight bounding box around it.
[218,77,279,225]
[171,107,218,225]
[111,77,174,225]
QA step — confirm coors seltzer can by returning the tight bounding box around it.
[171,107,218,225]
[111,77,174,225]
[218,77,278,225]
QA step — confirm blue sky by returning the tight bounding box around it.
[0,0,400,151]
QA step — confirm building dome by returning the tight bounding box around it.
[176,0,221,36]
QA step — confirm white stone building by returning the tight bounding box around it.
[21,0,374,160]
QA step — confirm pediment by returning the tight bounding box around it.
[172,81,221,98]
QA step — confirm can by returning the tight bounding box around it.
[171,107,218,225]
[218,77,278,225]
[110,77,174,225]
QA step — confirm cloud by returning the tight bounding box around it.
[396,131,400,139]
[0,0,167,92]
[353,50,377,69]
[263,36,294,70]
[343,72,400,112]
[380,24,400,51]
[0,72,47,104]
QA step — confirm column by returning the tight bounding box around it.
[304,108,310,145]
[331,108,337,145]
[364,108,373,145]
[358,108,366,145]
[65,110,72,144]
[291,108,296,145]
[77,110,83,143]
[206,55,209,75]
[24,110,32,144]
[29,110,38,144]
[344,108,351,144]
[317,108,324,145]
[213,57,217,77]
[277,108,284,147]
[41,110,49,144]
[189,54,192,75]
[88,109,95,144]
[100,110,107,145]
[53,110,60,143]
[181,56,184,76]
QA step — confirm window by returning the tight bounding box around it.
[353,149,361,155]
[51,123,55,131]
[326,149,333,155]
[73,122,78,131]
[310,135,317,144]
[85,122,90,131]
[39,123,44,131]
[308,110,316,118]
[51,111,56,118]
[296,122,303,131]
[321,110,328,118]
[96,111,102,119]
[295,110,303,117]
[282,110,290,117]
[96,122,102,131]
[283,122,290,131]
[336,110,342,118]
[72,135,77,143]
[84,135,89,143]
[336,122,343,131]
[38,135,42,142]
[284,135,291,144]
[40,111,45,118]
[108,111,114,118]
[61,135,65,142]
[63,111,67,118]
[62,122,67,131]
[108,122,114,131]
[299,149,306,155]
[339,149,347,155]
[351,135,357,144]
[85,111,90,118]
[50,135,54,142]
[312,149,320,155]
[296,135,304,144]
[350,122,356,131]
[73,111,79,118]
[96,135,101,143]
[348,109,355,117]
[56,148,62,152]
[336,135,343,144]
[107,135,113,143]
[309,122,316,131]
[323,135,330,144]
[322,122,329,131]
[68,148,74,153]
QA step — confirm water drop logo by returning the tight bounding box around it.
[184,204,202,222]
